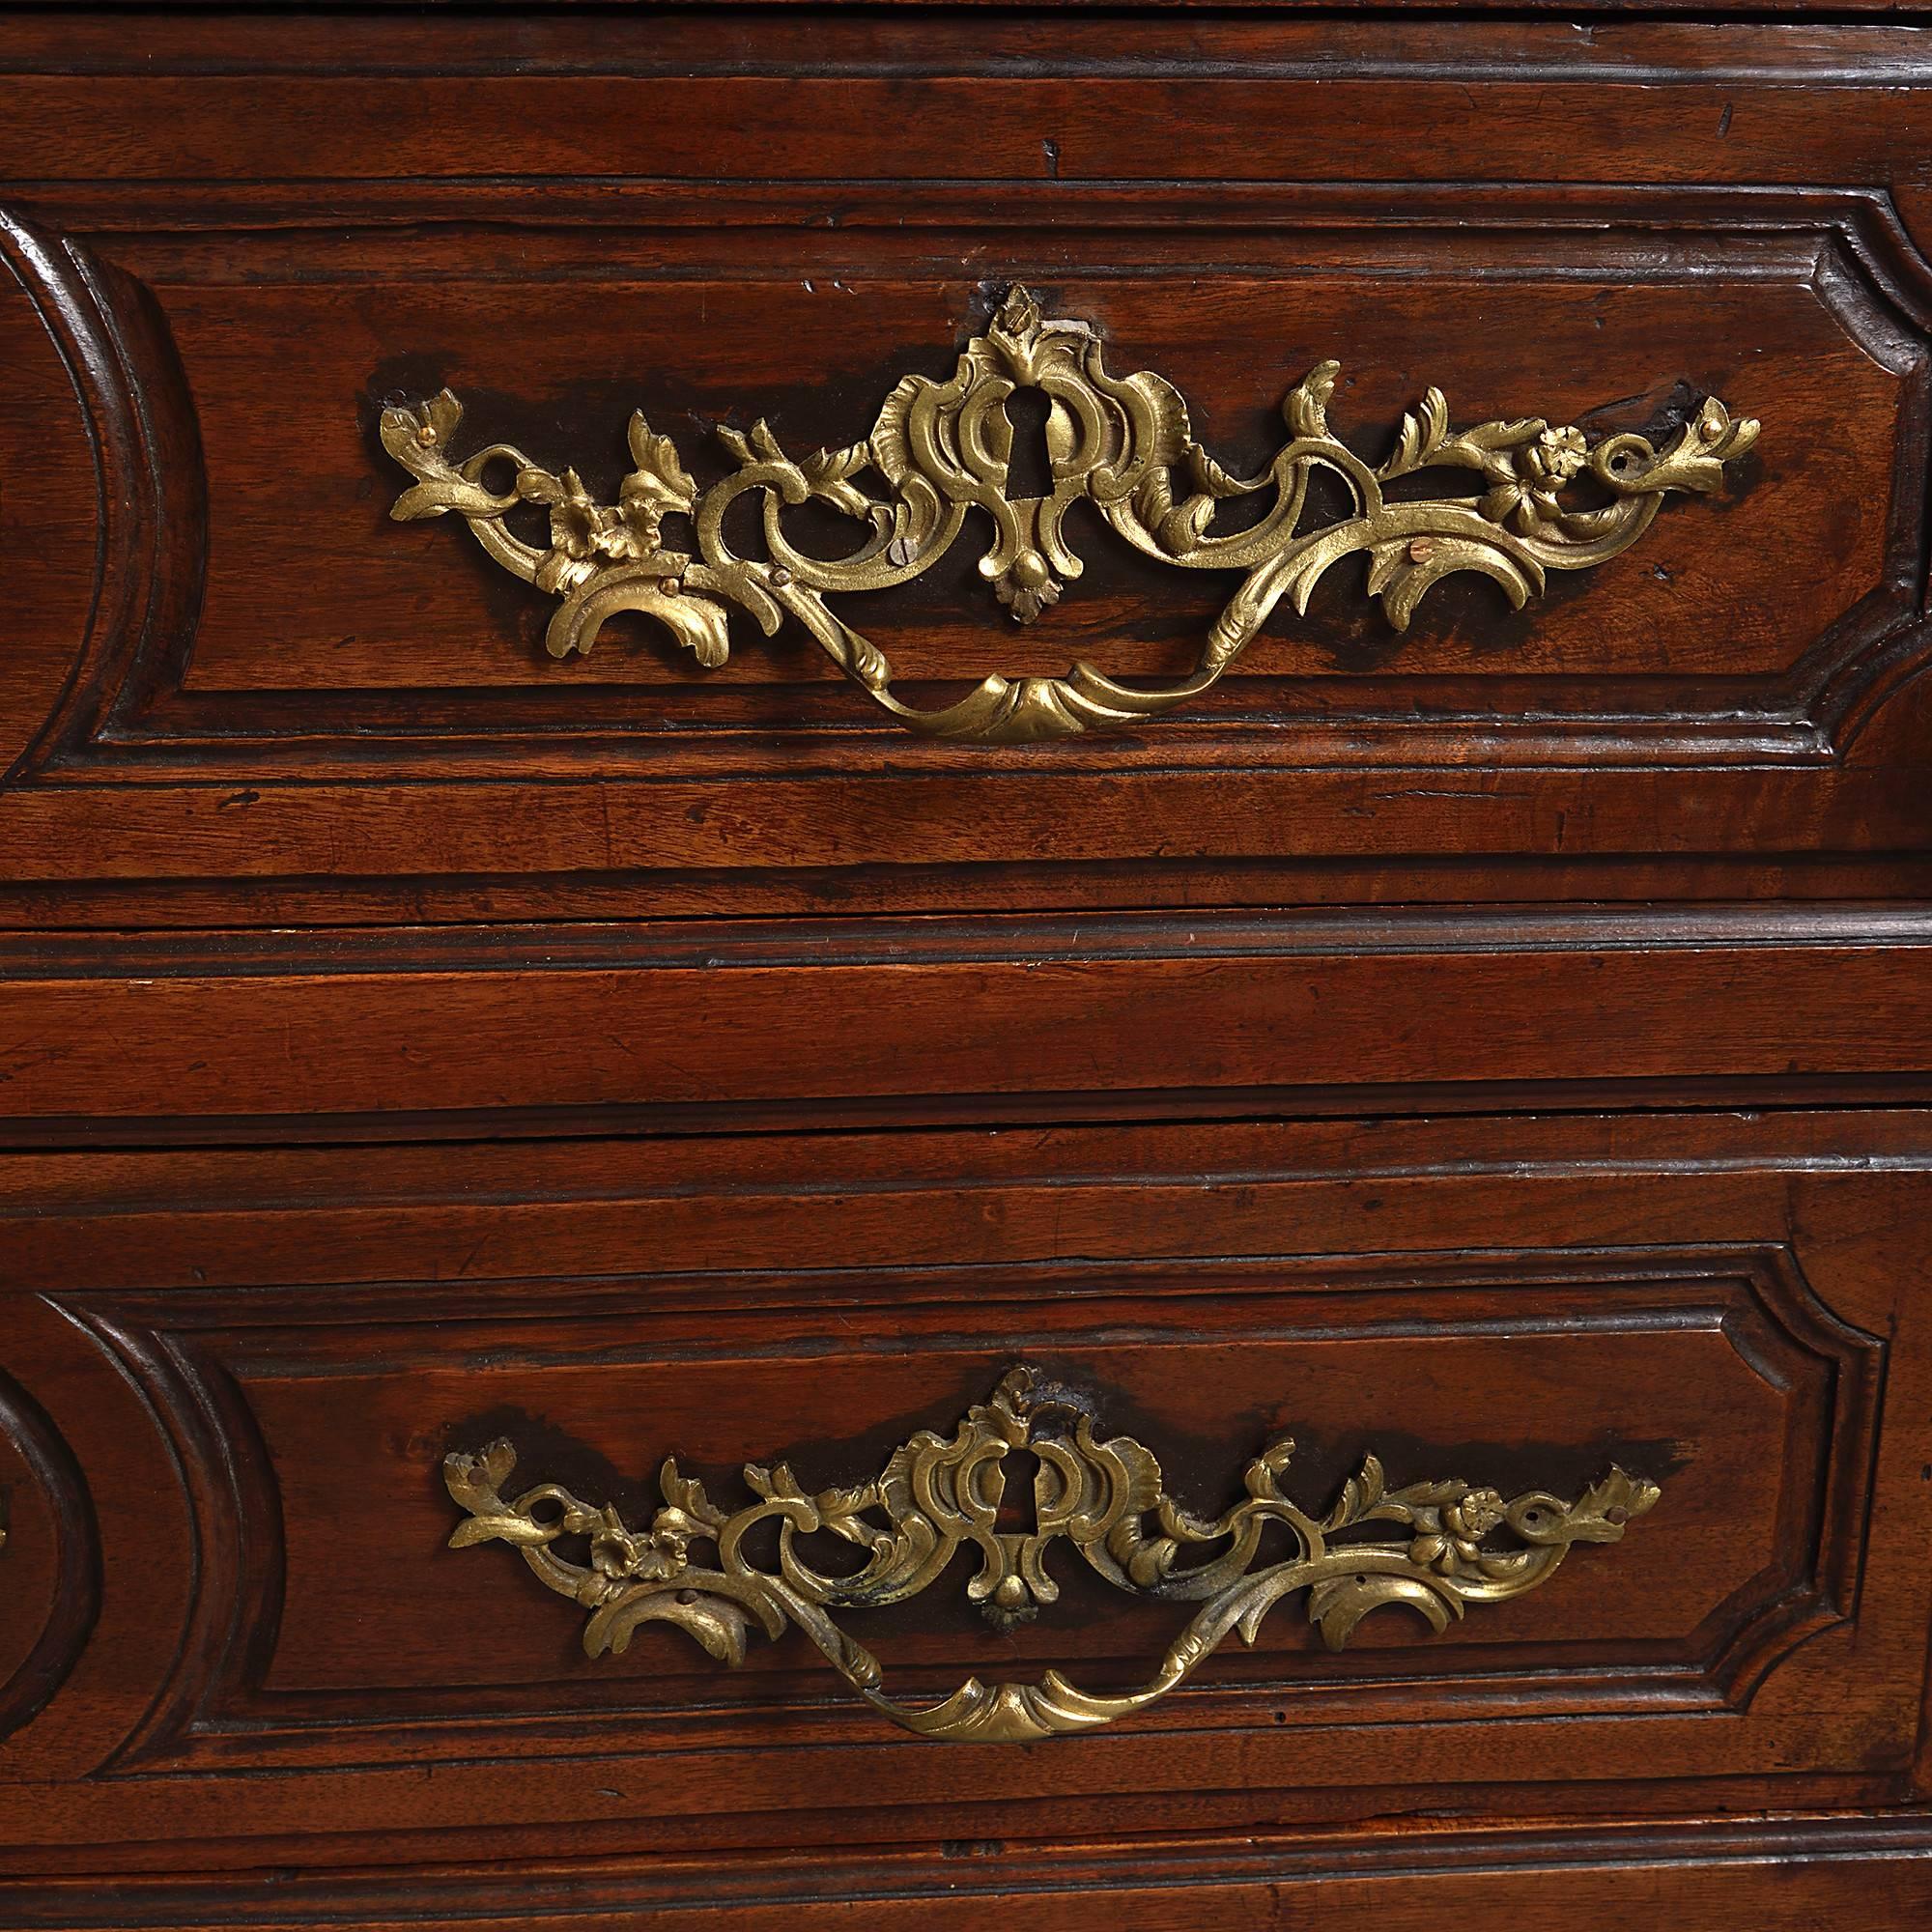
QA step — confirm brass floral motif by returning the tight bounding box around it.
[381,287,1757,743]
[444,1366,1661,1743]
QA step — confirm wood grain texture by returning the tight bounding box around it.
[4,907,1932,1134]
[14,1821,1932,1932]
[86,1248,1871,1753]
[0,1368,98,1747]
[6,6,1932,1925]
[0,209,206,783]
[0,217,102,782]
[48,213,1910,747]
[0,1111,1923,1864]
[0,20,1930,918]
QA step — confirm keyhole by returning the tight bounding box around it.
[1003,387,1055,498]
[994,1448,1039,1535]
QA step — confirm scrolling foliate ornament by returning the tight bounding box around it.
[443,1366,1661,1744]
[380,287,1758,744]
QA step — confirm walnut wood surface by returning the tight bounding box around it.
[0,1112,1925,1900]
[5,7,1932,1927]
[4,906,1932,1137]
[2,17,1932,919]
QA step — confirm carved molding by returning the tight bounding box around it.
[0,1363,100,1746]
[382,283,1756,744]
[0,206,208,781]
[54,1306,276,1776]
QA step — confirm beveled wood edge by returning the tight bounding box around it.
[12,10,1932,67]
[4,907,1932,1141]
[4,1810,1930,1927]
[9,898,1932,978]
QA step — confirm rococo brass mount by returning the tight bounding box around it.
[380,286,1759,744]
[444,1366,1661,1743]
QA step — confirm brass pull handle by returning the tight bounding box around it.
[380,286,1756,745]
[444,1366,1660,1744]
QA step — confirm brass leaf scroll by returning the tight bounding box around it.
[380,287,1758,744]
[443,1367,1661,1743]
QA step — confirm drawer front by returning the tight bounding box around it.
[0,1110,1925,1903]
[3,16,1932,925]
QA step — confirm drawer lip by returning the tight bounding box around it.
[7,901,1932,979]
[14,14,1932,74]
[4,1811,1931,1928]
[1,906,1930,1137]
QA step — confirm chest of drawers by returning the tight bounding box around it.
[6,5,1932,1925]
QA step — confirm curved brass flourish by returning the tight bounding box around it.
[444,1367,1660,1743]
[379,286,1758,744]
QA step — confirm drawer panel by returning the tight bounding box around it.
[110,1259,1857,1745]
[0,1110,1924,1872]
[96,247,1856,730]
[3,17,1932,923]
